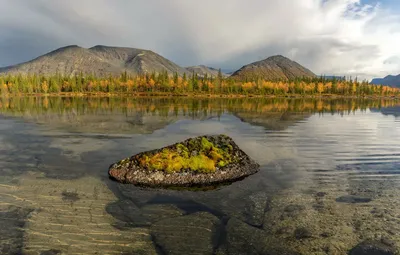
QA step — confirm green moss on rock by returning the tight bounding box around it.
[136,136,237,173]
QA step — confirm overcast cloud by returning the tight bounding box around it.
[0,0,399,79]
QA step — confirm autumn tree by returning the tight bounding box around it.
[317,82,324,94]
[41,81,49,93]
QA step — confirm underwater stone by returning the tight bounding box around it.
[349,239,396,255]
[150,212,220,255]
[336,195,372,204]
[109,135,259,187]
[61,190,80,203]
[316,192,327,197]
[226,218,267,255]
[0,206,34,255]
[280,204,306,220]
[226,218,301,255]
[294,227,312,240]
[240,192,268,227]
[107,201,185,227]
[40,249,62,255]
[284,204,305,214]
[105,200,143,224]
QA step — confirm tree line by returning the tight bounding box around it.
[0,71,398,96]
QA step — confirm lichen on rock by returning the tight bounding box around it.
[108,135,259,187]
[137,136,236,173]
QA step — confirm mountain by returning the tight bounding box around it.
[0,45,189,77]
[230,55,316,80]
[371,74,400,88]
[321,75,346,81]
[185,65,227,77]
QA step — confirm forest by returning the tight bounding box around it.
[0,71,398,97]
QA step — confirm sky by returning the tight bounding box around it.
[0,0,399,80]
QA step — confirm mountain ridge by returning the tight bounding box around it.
[0,46,316,81]
[186,65,227,77]
[230,55,316,80]
[0,45,189,77]
[371,74,400,88]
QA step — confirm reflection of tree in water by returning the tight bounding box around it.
[0,96,398,133]
[127,112,144,126]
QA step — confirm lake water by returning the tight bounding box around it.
[0,96,400,255]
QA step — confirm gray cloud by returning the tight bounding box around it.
[0,0,399,79]
[0,27,63,66]
[210,38,381,79]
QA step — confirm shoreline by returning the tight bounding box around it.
[1,92,399,100]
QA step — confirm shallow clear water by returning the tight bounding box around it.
[0,97,400,254]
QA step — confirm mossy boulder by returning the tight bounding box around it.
[108,135,259,187]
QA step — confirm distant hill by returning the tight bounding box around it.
[230,55,316,81]
[321,75,346,81]
[185,65,227,77]
[0,45,189,77]
[371,74,400,88]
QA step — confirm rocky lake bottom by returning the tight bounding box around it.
[0,96,400,255]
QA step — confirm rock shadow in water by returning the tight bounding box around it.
[0,206,34,255]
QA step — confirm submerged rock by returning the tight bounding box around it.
[109,135,259,187]
[336,195,372,204]
[294,227,312,240]
[40,249,62,255]
[239,192,268,227]
[150,212,221,255]
[226,218,300,255]
[105,199,144,225]
[0,206,33,255]
[140,204,185,224]
[61,190,80,203]
[222,191,268,227]
[107,201,185,228]
[283,204,305,217]
[280,204,306,221]
[349,239,396,255]
[226,218,266,255]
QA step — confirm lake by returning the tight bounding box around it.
[0,96,400,254]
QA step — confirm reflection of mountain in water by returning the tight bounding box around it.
[19,110,186,134]
[371,106,400,117]
[0,97,399,134]
[234,111,311,130]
